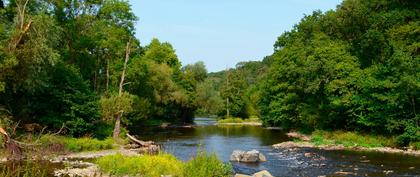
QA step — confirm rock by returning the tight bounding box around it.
[242,150,260,162]
[335,171,357,175]
[230,150,245,162]
[124,143,141,149]
[253,170,273,177]
[259,153,267,162]
[383,170,393,175]
[272,141,314,149]
[287,132,311,141]
[55,165,101,177]
[234,174,252,177]
[230,150,266,163]
[304,152,313,157]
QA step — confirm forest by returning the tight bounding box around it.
[1,0,419,146]
[0,0,419,176]
[0,0,212,140]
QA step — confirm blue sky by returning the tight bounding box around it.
[129,0,342,72]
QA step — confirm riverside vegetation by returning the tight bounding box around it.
[96,152,232,177]
[0,0,419,176]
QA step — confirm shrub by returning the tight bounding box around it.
[96,153,183,177]
[409,141,420,150]
[95,152,233,177]
[218,118,244,123]
[311,130,396,148]
[183,152,232,177]
[38,135,115,152]
[0,161,47,177]
[218,117,261,124]
[64,137,114,152]
[396,126,419,147]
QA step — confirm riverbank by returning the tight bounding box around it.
[216,117,262,126]
[54,151,233,177]
[273,131,420,156]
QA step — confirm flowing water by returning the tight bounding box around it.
[132,117,420,177]
[1,117,419,177]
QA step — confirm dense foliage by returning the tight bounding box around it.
[0,0,208,137]
[0,0,418,146]
[258,0,419,145]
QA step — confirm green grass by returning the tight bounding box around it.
[409,141,420,150]
[95,152,232,177]
[96,153,183,177]
[183,151,232,177]
[0,161,48,177]
[38,135,115,152]
[311,130,397,148]
[217,117,261,124]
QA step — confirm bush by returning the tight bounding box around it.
[409,141,420,150]
[218,118,244,124]
[96,153,183,177]
[93,122,114,140]
[38,135,115,152]
[0,161,48,177]
[64,137,114,152]
[311,130,396,148]
[183,151,232,177]
[95,152,233,177]
[396,126,419,147]
[217,117,261,124]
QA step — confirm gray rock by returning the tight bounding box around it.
[230,150,266,163]
[230,150,246,162]
[253,170,273,177]
[234,174,252,177]
[258,153,267,162]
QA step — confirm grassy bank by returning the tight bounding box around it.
[301,130,419,150]
[41,135,115,152]
[217,117,261,124]
[19,135,116,154]
[95,152,232,177]
[0,161,48,177]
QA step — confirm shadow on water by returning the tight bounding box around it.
[132,118,420,177]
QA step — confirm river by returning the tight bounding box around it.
[132,117,420,177]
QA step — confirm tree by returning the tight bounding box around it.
[100,92,134,138]
[259,0,419,141]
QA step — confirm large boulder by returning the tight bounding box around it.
[253,170,273,177]
[230,150,267,163]
[234,170,273,177]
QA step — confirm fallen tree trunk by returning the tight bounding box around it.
[126,133,154,147]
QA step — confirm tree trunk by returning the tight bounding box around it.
[112,114,121,140]
[113,39,131,141]
[119,39,131,95]
[106,58,109,91]
[0,0,4,9]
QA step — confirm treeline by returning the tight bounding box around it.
[205,0,419,146]
[258,0,419,145]
[197,59,270,118]
[0,0,207,138]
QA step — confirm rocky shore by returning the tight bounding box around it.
[273,132,420,156]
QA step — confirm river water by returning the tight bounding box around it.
[133,118,420,177]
